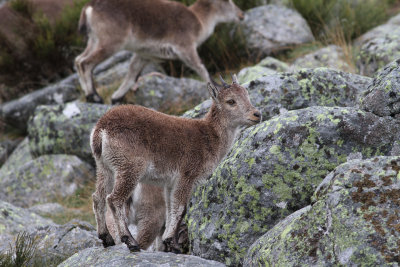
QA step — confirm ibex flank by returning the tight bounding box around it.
[75,0,244,104]
[90,75,261,252]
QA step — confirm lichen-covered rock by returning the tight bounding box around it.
[183,68,371,121]
[360,59,400,118]
[1,138,33,173]
[355,14,400,77]
[238,65,276,85]
[290,45,352,72]
[58,244,225,267]
[0,200,54,252]
[28,102,110,163]
[29,203,66,217]
[125,75,208,114]
[188,106,400,266]
[0,152,94,207]
[0,74,80,131]
[257,57,290,72]
[33,219,101,265]
[240,5,314,59]
[245,156,400,266]
[0,138,21,168]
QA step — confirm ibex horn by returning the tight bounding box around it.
[219,75,229,88]
[231,73,238,84]
[210,76,222,89]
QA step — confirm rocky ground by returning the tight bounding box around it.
[1,3,400,267]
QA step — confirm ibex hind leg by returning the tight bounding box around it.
[92,161,115,247]
[179,47,210,83]
[106,159,147,252]
[111,54,149,105]
[76,39,119,103]
[163,179,192,253]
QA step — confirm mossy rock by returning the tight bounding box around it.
[28,102,110,164]
[237,65,276,85]
[0,137,94,207]
[125,75,208,114]
[183,68,371,120]
[58,244,225,267]
[290,45,352,72]
[355,17,400,77]
[33,219,101,265]
[0,200,54,252]
[360,58,400,118]
[187,106,400,266]
[245,156,400,266]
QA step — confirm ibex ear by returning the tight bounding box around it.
[207,82,220,102]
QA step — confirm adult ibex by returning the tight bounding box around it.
[90,75,261,252]
[75,0,244,104]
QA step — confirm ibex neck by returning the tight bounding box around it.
[190,1,220,45]
[204,103,240,161]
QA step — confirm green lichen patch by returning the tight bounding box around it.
[245,156,400,266]
[27,102,110,164]
[188,106,400,266]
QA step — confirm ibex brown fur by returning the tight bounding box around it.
[75,0,244,104]
[90,74,261,252]
[105,183,166,251]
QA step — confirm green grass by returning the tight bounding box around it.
[289,0,395,42]
[44,180,96,226]
[0,232,38,267]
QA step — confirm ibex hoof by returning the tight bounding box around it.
[121,235,140,252]
[163,238,182,254]
[99,233,115,248]
[111,97,124,105]
[86,93,104,104]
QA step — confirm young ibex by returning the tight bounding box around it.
[75,0,244,104]
[90,75,261,252]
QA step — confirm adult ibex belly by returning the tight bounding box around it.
[136,44,179,61]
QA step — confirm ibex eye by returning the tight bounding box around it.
[226,99,236,105]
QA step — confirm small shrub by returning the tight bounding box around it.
[0,0,89,102]
[289,0,393,42]
[0,232,38,267]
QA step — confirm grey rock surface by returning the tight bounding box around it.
[183,68,371,120]
[33,219,101,265]
[187,106,400,266]
[58,244,225,267]
[0,148,94,207]
[0,74,80,131]
[126,75,208,114]
[29,203,66,217]
[361,59,400,118]
[0,138,21,168]
[355,13,400,76]
[238,65,277,85]
[245,156,400,266]
[240,5,314,59]
[290,45,352,72]
[0,200,54,252]
[28,102,110,164]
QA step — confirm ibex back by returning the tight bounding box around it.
[75,0,244,104]
[90,75,261,252]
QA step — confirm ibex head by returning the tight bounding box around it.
[209,0,244,22]
[208,74,261,127]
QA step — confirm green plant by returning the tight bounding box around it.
[0,232,38,267]
[0,0,89,102]
[289,0,393,42]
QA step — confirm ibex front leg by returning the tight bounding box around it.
[163,179,192,253]
[106,159,146,252]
